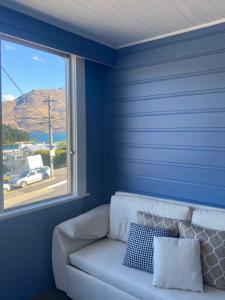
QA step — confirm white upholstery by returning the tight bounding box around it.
[53,192,225,300]
[70,238,156,300]
[192,208,225,231]
[153,237,203,292]
[117,191,225,232]
[69,238,225,300]
[70,238,126,274]
[155,285,225,300]
[108,194,192,241]
[66,266,139,300]
[52,227,95,292]
[66,268,225,300]
[58,204,109,239]
[52,204,109,291]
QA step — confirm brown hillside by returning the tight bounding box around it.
[2,88,66,132]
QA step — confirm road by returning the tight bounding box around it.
[4,167,69,209]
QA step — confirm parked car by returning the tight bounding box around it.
[3,174,14,181]
[9,166,51,188]
[36,166,51,179]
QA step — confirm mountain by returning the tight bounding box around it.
[2,88,66,132]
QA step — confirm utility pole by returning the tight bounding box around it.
[43,96,57,178]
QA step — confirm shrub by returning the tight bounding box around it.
[34,149,67,169]
[54,150,67,168]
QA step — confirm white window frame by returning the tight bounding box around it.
[0,34,87,220]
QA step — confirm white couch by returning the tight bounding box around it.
[52,192,225,300]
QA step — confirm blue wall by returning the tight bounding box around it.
[106,24,225,209]
[2,4,225,300]
[0,60,107,300]
[0,6,108,300]
[0,5,115,66]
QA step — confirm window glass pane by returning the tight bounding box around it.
[1,39,71,209]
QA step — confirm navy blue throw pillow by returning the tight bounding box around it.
[123,222,170,273]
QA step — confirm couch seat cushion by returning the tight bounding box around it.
[70,238,155,300]
[69,238,225,300]
[155,285,225,300]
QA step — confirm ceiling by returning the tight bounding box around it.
[2,0,225,49]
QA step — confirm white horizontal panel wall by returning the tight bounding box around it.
[2,0,225,48]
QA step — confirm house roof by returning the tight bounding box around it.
[22,144,49,152]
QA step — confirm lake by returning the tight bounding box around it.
[29,131,66,144]
[3,131,66,150]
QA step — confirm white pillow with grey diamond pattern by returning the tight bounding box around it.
[179,221,225,290]
[153,236,203,292]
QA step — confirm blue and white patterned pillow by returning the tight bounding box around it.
[123,222,170,273]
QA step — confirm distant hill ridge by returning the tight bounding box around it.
[3,88,66,132]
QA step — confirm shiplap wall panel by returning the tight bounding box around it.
[106,172,225,207]
[107,51,225,84]
[116,29,225,66]
[108,72,225,99]
[107,112,225,129]
[106,26,225,208]
[107,158,225,187]
[106,93,225,115]
[106,131,225,148]
[106,145,225,167]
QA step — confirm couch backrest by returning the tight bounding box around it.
[108,192,225,242]
[192,209,225,231]
[108,193,192,242]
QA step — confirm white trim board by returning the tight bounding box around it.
[116,18,225,49]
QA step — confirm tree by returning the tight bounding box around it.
[2,125,29,144]
[34,149,67,169]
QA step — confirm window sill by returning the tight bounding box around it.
[0,193,90,221]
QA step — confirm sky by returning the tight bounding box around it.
[1,39,67,101]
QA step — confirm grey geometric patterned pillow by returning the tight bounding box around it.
[179,221,225,290]
[136,211,179,237]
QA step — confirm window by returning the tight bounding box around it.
[0,35,86,215]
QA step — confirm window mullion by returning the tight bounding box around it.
[69,55,77,196]
[68,55,86,197]
[74,57,86,197]
[0,39,4,214]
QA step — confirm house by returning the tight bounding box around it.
[22,144,49,156]
[3,150,23,173]
[0,1,225,300]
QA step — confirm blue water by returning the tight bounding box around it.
[3,144,19,150]
[29,131,66,144]
[3,131,66,150]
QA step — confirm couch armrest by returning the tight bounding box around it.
[52,204,109,291]
[57,204,109,239]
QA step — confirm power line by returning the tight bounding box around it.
[1,64,49,119]
[1,65,23,95]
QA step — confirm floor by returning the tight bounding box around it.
[32,289,71,300]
